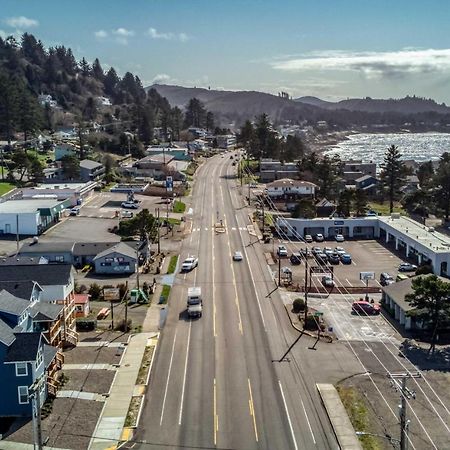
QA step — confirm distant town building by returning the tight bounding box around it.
[266,178,317,198]
[215,134,236,150]
[79,159,105,182]
[38,94,58,108]
[259,158,300,183]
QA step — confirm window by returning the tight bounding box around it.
[55,255,64,262]
[36,348,43,368]
[18,386,29,404]
[16,362,28,376]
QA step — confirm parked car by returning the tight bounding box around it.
[315,233,324,242]
[324,247,333,256]
[322,275,335,287]
[305,234,313,243]
[352,301,381,315]
[340,253,352,264]
[233,251,243,261]
[366,210,378,217]
[277,245,288,257]
[122,211,134,219]
[335,234,345,242]
[290,252,302,265]
[121,201,139,209]
[181,256,199,272]
[328,252,340,264]
[380,272,395,286]
[69,207,80,216]
[398,262,417,272]
[312,246,322,255]
[335,247,346,256]
[316,252,328,265]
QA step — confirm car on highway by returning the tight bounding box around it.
[322,275,335,288]
[277,245,288,257]
[380,272,395,286]
[69,207,80,216]
[328,252,340,264]
[340,253,352,264]
[335,234,345,242]
[181,256,199,272]
[290,252,302,265]
[398,262,417,272]
[352,301,381,315]
[121,201,139,209]
[305,234,313,243]
[233,251,243,261]
[315,233,324,242]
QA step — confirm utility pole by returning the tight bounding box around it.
[136,244,140,290]
[156,208,161,254]
[16,214,19,255]
[124,280,129,332]
[278,253,281,286]
[389,372,421,450]
[261,196,265,237]
[29,377,44,450]
[304,248,309,326]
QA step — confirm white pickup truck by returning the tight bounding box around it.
[187,287,202,318]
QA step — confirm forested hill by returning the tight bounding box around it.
[295,95,450,114]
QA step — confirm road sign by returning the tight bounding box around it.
[166,176,173,192]
[103,287,120,302]
[360,271,375,281]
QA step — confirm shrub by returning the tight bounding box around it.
[117,283,128,300]
[292,298,305,313]
[115,318,132,332]
[304,314,320,331]
[89,283,102,300]
[76,318,97,331]
[415,264,433,275]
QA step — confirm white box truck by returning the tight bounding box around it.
[187,287,202,318]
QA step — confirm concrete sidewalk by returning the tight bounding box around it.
[0,444,70,450]
[89,332,157,450]
[316,383,362,450]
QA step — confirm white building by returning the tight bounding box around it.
[266,179,316,198]
[216,135,236,149]
[276,215,450,277]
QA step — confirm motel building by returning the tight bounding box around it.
[276,215,450,278]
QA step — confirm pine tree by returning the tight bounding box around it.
[380,145,406,213]
[91,58,104,81]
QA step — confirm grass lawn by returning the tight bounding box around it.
[337,386,383,450]
[160,284,171,304]
[369,201,405,215]
[167,255,178,274]
[184,162,199,176]
[167,218,181,225]
[173,200,186,213]
[0,182,15,196]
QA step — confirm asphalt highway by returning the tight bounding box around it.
[135,155,339,450]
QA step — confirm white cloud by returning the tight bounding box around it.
[271,48,450,78]
[151,73,177,84]
[0,29,7,39]
[146,27,189,42]
[113,28,135,37]
[94,30,108,39]
[6,16,39,28]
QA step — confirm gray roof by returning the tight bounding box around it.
[93,242,137,261]
[382,274,449,312]
[0,318,15,346]
[0,256,49,265]
[44,344,57,368]
[0,264,74,286]
[80,159,103,170]
[74,241,140,257]
[0,280,41,300]
[19,241,75,254]
[5,332,42,362]
[355,174,377,183]
[0,290,31,316]
[0,199,63,214]
[29,302,63,321]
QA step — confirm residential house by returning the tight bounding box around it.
[0,198,71,236]
[315,198,336,218]
[0,265,78,348]
[93,242,138,274]
[259,158,300,183]
[342,160,377,185]
[123,154,186,181]
[266,179,317,199]
[54,143,78,161]
[38,94,57,108]
[74,294,90,318]
[355,175,378,194]
[401,175,420,194]
[188,127,208,139]
[79,159,105,182]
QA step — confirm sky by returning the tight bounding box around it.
[2,0,450,103]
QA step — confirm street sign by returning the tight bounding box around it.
[166,176,173,192]
[360,271,375,281]
[103,287,120,302]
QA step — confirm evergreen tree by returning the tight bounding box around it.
[280,135,305,162]
[79,57,91,76]
[184,98,206,128]
[337,189,353,217]
[0,72,19,146]
[170,107,183,141]
[91,58,104,81]
[354,189,368,216]
[82,97,97,121]
[433,152,450,220]
[18,88,42,141]
[61,155,80,180]
[206,111,215,132]
[29,157,44,184]
[380,145,406,214]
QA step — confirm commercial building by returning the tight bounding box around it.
[259,158,300,183]
[266,178,317,199]
[276,215,450,277]
[0,198,71,236]
[93,242,138,274]
[216,134,236,150]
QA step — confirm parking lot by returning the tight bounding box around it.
[271,238,405,288]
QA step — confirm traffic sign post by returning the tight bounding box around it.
[360,271,375,301]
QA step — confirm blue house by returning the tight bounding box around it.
[0,287,62,417]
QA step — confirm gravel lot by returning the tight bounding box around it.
[64,346,123,365]
[63,369,115,394]
[5,398,103,450]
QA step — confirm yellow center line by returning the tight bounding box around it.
[247,378,259,442]
[214,378,218,445]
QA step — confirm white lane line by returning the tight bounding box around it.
[346,278,352,286]
[278,380,300,450]
[178,321,192,425]
[160,328,178,426]
[300,397,316,445]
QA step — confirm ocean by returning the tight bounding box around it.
[323,132,450,164]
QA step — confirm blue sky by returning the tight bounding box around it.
[2,0,450,102]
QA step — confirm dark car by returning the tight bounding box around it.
[328,252,340,264]
[340,253,352,264]
[290,252,302,265]
[316,252,328,265]
[380,272,394,286]
[352,301,381,315]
